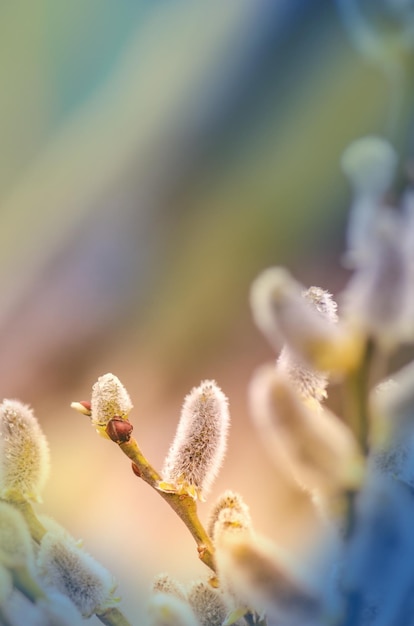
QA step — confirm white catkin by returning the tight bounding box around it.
[341,209,414,349]
[250,269,338,355]
[250,267,359,374]
[0,501,35,569]
[249,365,364,494]
[148,592,199,626]
[187,580,229,626]
[277,286,338,403]
[91,372,133,428]
[207,490,252,540]
[213,507,255,605]
[0,400,50,502]
[302,286,338,323]
[152,573,187,601]
[37,529,118,617]
[250,266,300,351]
[215,532,322,625]
[213,508,253,547]
[161,380,230,499]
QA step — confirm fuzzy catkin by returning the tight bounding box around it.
[187,580,229,626]
[37,528,118,617]
[0,400,50,502]
[161,380,230,499]
[215,533,322,624]
[303,286,338,322]
[249,365,364,494]
[250,267,361,374]
[148,592,199,626]
[152,573,187,601]
[91,373,133,432]
[277,286,338,403]
[207,490,252,541]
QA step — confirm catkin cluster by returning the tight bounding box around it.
[0,400,120,626]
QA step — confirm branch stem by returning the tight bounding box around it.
[11,499,47,542]
[119,438,216,572]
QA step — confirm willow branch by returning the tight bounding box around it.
[118,437,216,572]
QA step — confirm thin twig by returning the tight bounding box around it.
[11,499,47,542]
[119,437,216,572]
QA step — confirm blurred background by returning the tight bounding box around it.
[1,0,413,622]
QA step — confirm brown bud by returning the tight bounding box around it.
[131,462,141,477]
[105,416,133,443]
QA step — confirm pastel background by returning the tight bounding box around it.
[0,1,407,623]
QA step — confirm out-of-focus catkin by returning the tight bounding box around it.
[277,286,338,403]
[215,532,322,624]
[187,580,229,626]
[0,400,50,503]
[250,267,362,375]
[249,365,364,494]
[147,592,199,626]
[37,527,118,617]
[207,490,252,542]
[152,573,187,602]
